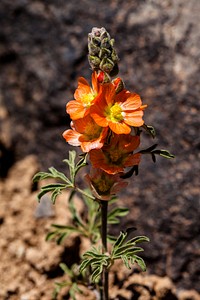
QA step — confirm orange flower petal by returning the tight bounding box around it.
[121,135,140,152]
[108,121,131,134]
[124,153,141,167]
[62,129,81,147]
[90,98,109,126]
[81,139,104,152]
[72,115,91,134]
[102,165,124,175]
[104,83,116,106]
[74,77,91,100]
[124,110,144,127]
[120,93,142,110]
[91,114,109,127]
[90,150,124,174]
[91,71,100,93]
[66,101,87,120]
[89,150,106,168]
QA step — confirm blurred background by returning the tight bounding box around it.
[0,0,199,298]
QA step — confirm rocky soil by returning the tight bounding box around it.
[0,0,200,299]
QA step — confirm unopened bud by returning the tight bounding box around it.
[88,55,101,68]
[88,43,100,56]
[88,27,119,78]
[97,71,111,83]
[99,48,111,59]
[100,58,115,73]
[113,77,125,94]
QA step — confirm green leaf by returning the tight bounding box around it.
[107,207,129,224]
[51,188,63,204]
[56,233,69,245]
[46,231,59,241]
[91,264,103,282]
[74,153,88,177]
[139,144,174,162]
[126,235,150,245]
[139,143,158,154]
[113,231,127,249]
[63,150,76,183]
[33,168,72,186]
[59,263,73,277]
[134,255,147,271]
[37,184,66,202]
[69,283,83,300]
[37,183,67,203]
[83,251,106,259]
[121,255,132,269]
[46,224,82,244]
[114,245,144,256]
[142,124,156,138]
[51,224,74,230]
[152,149,175,159]
[108,196,118,204]
[80,257,98,273]
[52,281,69,300]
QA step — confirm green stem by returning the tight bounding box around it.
[75,187,95,200]
[101,200,109,300]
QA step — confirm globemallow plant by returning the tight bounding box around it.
[33,27,174,300]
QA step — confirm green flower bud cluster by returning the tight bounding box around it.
[88,27,119,77]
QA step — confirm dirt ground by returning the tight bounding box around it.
[0,0,200,299]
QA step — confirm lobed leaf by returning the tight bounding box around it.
[112,231,127,249]
[79,257,100,273]
[142,124,156,138]
[134,255,147,271]
[33,168,72,185]
[126,235,150,245]
[113,245,144,257]
[121,255,131,269]
[139,143,158,154]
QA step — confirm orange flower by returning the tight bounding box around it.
[90,83,147,134]
[85,168,128,200]
[89,134,141,174]
[66,72,100,120]
[62,115,108,153]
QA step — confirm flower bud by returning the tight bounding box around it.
[88,55,101,68]
[88,27,119,78]
[100,58,115,73]
[97,71,111,83]
[113,77,125,94]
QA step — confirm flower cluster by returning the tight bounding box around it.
[63,71,147,200]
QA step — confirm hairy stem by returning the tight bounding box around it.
[101,200,109,300]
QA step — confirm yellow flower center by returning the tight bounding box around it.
[109,149,121,162]
[98,180,110,193]
[82,92,96,108]
[108,103,123,122]
[94,176,112,194]
[84,122,102,141]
